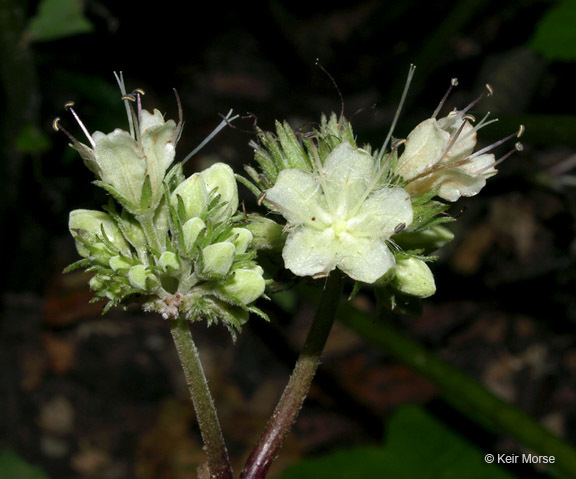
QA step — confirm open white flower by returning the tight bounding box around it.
[266,142,413,283]
[396,111,497,202]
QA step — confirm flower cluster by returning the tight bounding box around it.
[60,75,267,335]
[240,77,523,305]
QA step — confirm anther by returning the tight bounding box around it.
[64,101,75,109]
[391,138,406,150]
[52,117,61,131]
[257,192,267,206]
[394,223,406,234]
[463,114,476,122]
[517,125,525,138]
[312,273,329,279]
[121,94,136,102]
[132,88,145,96]
[451,78,459,86]
[515,142,524,152]
[485,84,494,96]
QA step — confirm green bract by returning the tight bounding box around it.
[63,78,268,336]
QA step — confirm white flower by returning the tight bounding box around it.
[266,142,413,283]
[396,111,497,202]
[73,107,179,212]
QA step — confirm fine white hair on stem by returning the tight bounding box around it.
[181,110,239,165]
[377,64,416,165]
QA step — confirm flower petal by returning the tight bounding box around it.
[266,169,331,227]
[336,234,395,283]
[323,142,374,217]
[347,187,413,236]
[283,226,336,277]
[396,119,449,180]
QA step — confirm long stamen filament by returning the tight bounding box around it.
[65,102,95,148]
[377,64,416,165]
[114,71,135,139]
[181,110,239,165]
[432,77,459,119]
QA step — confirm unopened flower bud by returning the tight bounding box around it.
[200,242,235,277]
[220,266,266,304]
[182,217,206,254]
[230,228,253,254]
[109,255,132,271]
[245,216,285,252]
[128,264,155,291]
[392,257,436,298]
[200,163,238,222]
[171,173,208,221]
[159,251,180,273]
[69,209,130,257]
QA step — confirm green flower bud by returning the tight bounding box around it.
[109,255,132,271]
[170,173,208,221]
[69,209,130,257]
[244,216,285,252]
[118,211,147,249]
[230,227,253,254]
[394,225,454,252]
[182,217,206,254]
[128,264,155,291]
[159,251,180,273]
[200,242,235,277]
[200,163,238,222]
[392,257,436,298]
[220,267,266,304]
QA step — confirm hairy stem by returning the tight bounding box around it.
[169,317,233,479]
[241,272,344,479]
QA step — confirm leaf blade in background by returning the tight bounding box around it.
[26,0,94,43]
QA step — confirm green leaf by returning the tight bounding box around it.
[530,0,576,61]
[0,449,50,479]
[26,0,94,43]
[280,405,516,479]
[15,124,51,154]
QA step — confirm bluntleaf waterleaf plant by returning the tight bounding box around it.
[58,67,529,479]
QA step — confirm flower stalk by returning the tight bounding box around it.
[169,316,233,479]
[240,272,344,479]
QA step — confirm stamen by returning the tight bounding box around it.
[432,77,459,119]
[377,64,416,164]
[52,117,93,158]
[461,84,494,115]
[181,109,239,165]
[316,58,345,122]
[433,115,472,166]
[114,71,135,139]
[132,89,145,123]
[65,101,95,148]
[257,192,267,206]
[312,273,329,279]
[466,126,524,161]
[477,142,523,175]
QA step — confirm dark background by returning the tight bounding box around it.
[1,0,576,478]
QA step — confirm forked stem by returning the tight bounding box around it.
[240,272,344,479]
[169,317,233,479]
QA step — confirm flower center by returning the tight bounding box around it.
[332,218,348,236]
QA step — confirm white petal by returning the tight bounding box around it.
[201,163,239,221]
[283,226,336,277]
[336,234,395,283]
[396,119,449,180]
[266,169,331,226]
[322,142,374,217]
[347,187,413,236]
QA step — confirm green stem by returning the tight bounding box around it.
[339,306,576,479]
[169,317,233,479]
[137,212,161,253]
[240,273,344,479]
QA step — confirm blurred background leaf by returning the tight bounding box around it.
[279,405,515,479]
[26,0,94,43]
[530,0,576,61]
[0,449,51,479]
